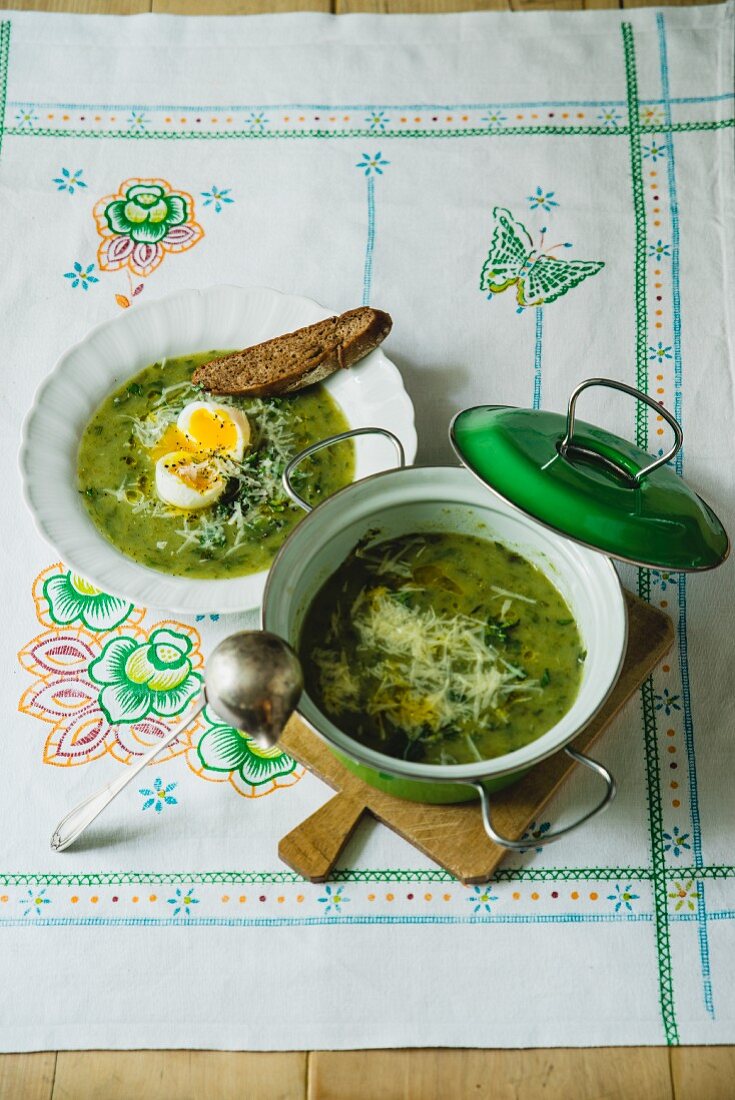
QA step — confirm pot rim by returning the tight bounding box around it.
[262,463,628,783]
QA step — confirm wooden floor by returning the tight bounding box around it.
[2,0,732,1095]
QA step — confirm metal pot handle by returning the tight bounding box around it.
[468,746,616,850]
[282,427,406,514]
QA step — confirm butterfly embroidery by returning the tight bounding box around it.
[480,207,604,310]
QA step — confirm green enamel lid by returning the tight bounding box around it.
[450,378,729,572]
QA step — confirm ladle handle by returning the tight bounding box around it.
[50,702,204,852]
[469,747,616,850]
[282,427,406,513]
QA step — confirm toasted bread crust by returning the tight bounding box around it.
[192,307,393,397]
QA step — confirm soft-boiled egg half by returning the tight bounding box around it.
[155,451,226,511]
[152,401,251,510]
[177,401,250,461]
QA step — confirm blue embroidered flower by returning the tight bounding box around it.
[168,887,199,916]
[63,262,99,291]
[648,240,671,260]
[649,342,673,363]
[245,111,269,131]
[663,826,691,858]
[21,888,51,917]
[318,884,350,914]
[468,886,498,914]
[356,152,389,176]
[481,111,507,129]
[127,111,149,130]
[15,106,38,129]
[643,141,667,162]
[598,106,622,128]
[200,186,234,214]
[519,820,551,853]
[195,613,221,622]
[365,110,390,132]
[528,187,558,214]
[651,570,678,592]
[140,776,178,813]
[53,168,87,195]
[607,884,639,913]
[655,688,681,716]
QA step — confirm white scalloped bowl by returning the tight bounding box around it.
[20,286,417,613]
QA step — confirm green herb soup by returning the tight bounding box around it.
[77,350,354,578]
[301,532,585,765]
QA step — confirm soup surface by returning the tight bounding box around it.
[301,532,585,765]
[78,350,354,578]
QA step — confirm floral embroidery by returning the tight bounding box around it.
[669,880,698,912]
[607,884,639,913]
[127,111,149,130]
[481,111,507,129]
[195,614,220,623]
[527,187,558,213]
[43,570,133,632]
[651,570,678,592]
[663,826,691,858]
[356,151,389,176]
[200,185,234,213]
[245,111,269,131]
[519,819,551,853]
[89,628,202,725]
[640,105,664,126]
[597,106,622,127]
[195,704,299,790]
[21,888,51,917]
[53,168,87,195]
[168,887,199,916]
[19,564,301,799]
[318,884,350,914]
[643,140,667,162]
[468,886,498,914]
[649,342,673,363]
[140,777,178,812]
[93,177,204,278]
[366,110,390,132]
[654,689,681,716]
[15,106,38,129]
[63,261,99,291]
[648,239,671,260]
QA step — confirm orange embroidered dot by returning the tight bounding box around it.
[512,891,521,901]
[90,896,98,904]
[132,896,139,903]
[667,728,675,737]
[531,892,539,901]
[443,893,451,902]
[277,896,285,904]
[297,895,305,903]
[211,117,218,123]
[671,781,679,789]
[654,221,662,227]
[367,893,375,902]
[576,112,584,118]
[662,665,670,672]
[386,893,394,902]
[180,117,187,123]
[414,117,421,123]
[562,112,569,119]
[149,894,157,902]
[655,323,663,329]
[221,895,230,903]
[516,114,524,120]
[461,115,468,121]
[47,113,53,120]
[672,799,681,808]
[0,896,8,903]
[668,745,676,754]
[650,171,657,177]
[532,113,539,119]
[571,891,579,900]
[589,892,598,901]
[661,596,668,604]
[654,269,662,275]
[400,117,407,123]
[239,895,246,903]
[424,893,432,901]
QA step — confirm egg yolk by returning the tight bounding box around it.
[161,452,219,492]
[186,407,239,453]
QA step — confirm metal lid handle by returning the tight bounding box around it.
[469,746,616,850]
[559,377,683,484]
[282,427,406,513]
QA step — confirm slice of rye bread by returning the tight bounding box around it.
[192,307,393,397]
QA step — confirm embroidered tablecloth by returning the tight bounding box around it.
[2,3,734,1050]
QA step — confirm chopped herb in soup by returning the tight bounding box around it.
[77,350,354,578]
[301,532,584,765]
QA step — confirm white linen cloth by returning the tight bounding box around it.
[1,3,734,1050]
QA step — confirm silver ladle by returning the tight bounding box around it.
[50,631,303,853]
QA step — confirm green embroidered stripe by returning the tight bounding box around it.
[0,865,733,887]
[623,21,679,1046]
[0,22,11,161]
[3,119,732,143]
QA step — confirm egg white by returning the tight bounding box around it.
[155,450,226,511]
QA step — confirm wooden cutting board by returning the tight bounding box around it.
[278,590,673,884]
